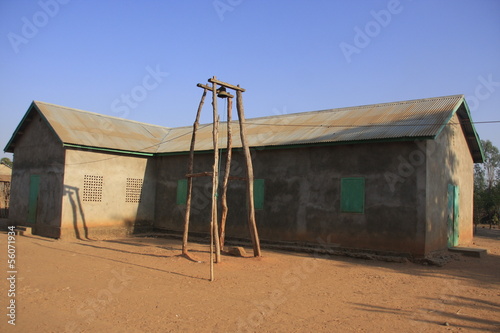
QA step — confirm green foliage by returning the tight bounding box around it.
[0,157,12,168]
[474,140,500,226]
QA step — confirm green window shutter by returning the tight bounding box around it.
[253,179,265,210]
[176,179,188,205]
[340,177,365,213]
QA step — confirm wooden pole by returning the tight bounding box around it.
[219,96,233,249]
[182,88,207,256]
[210,83,215,281]
[236,89,262,257]
[210,213,214,282]
[211,78,221,273]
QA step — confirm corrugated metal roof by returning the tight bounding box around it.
[37,101,172,154]
[5,101,171,155]
[157,94,466,152]
[4,95,484,162]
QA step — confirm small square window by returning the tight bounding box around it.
[125,178,143,203]
[83,175,103,202]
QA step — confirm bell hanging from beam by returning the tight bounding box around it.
[216,86,228,99]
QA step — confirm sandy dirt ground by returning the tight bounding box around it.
[0,226,499,333]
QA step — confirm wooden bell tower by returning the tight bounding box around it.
[182,76,261,281]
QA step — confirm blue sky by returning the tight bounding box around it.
[1,0,499,160]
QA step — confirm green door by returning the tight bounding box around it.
[447,184,459,247]
[454,186,460,246]
[27,175,40,224]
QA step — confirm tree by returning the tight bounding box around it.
[474,140,500,229]
[0,157,12,168]
[481,140,500,189]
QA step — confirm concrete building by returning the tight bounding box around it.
[4,94,483,257]
[0,163,12,218]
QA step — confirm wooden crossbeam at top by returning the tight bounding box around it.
[196,83,234,98]
[208,77,246,92]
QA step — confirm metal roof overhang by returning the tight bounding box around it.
[4,101,64,153]
[455,100,485,163]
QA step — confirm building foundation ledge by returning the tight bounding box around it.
[448,246,487,258]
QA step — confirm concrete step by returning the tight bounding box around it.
[448,247,487,258]
[14,226,32,236]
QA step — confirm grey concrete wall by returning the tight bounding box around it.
[9,111,65,237]
[154,152,215,234]
[62,149,156,239]
[425,113,474,253]
[155,141,428,256]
